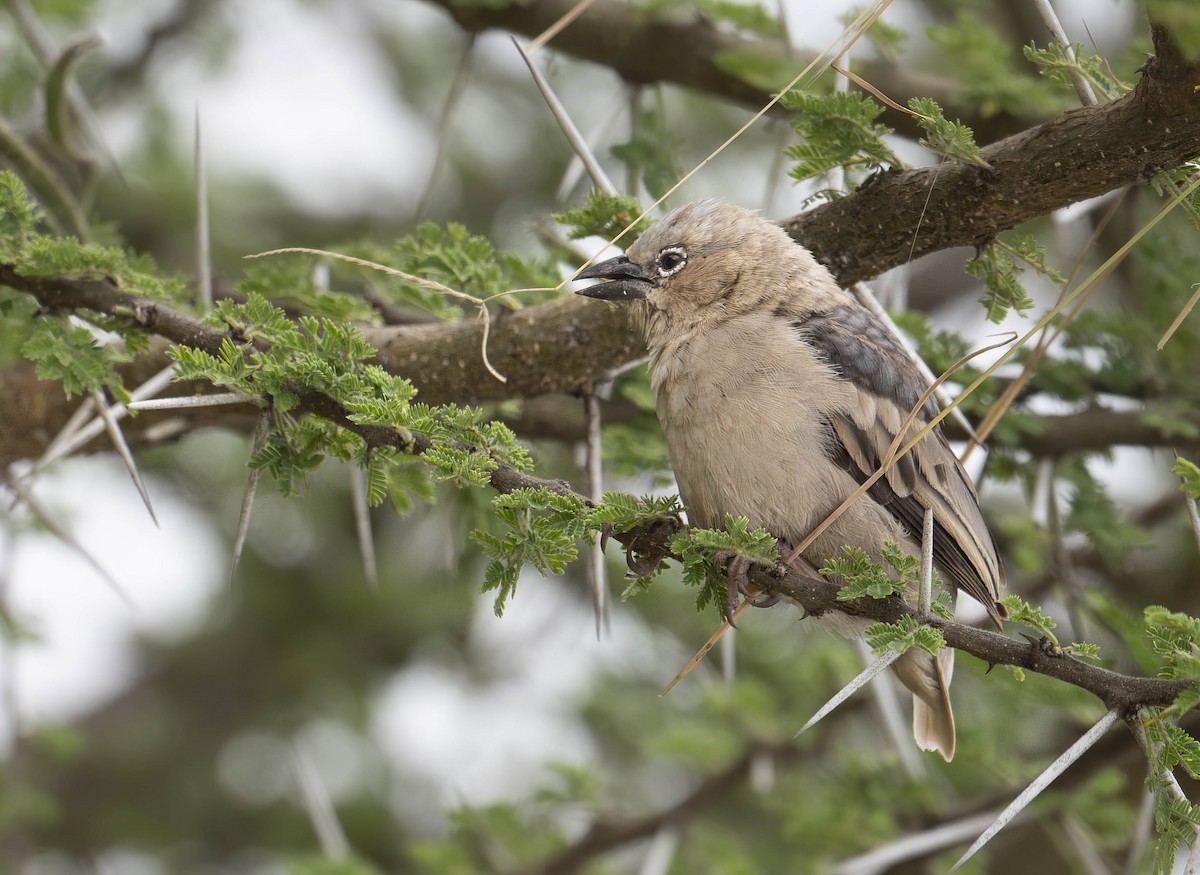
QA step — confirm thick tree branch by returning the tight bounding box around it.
[5,284,1200,469]
[422,0,1043,144]
[787,25,1200,284]
[0,266,572,499]
[5,32,1197,423]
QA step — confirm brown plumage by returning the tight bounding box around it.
[576,200,1007,761]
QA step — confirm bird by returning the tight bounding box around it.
[574,200,1006,761]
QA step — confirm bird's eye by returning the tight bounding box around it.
[656,246,687,278]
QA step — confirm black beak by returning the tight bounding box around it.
[574,256,651,302]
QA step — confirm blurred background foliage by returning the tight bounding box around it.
[1,0,1200,874]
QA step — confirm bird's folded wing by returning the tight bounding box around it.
[798,307,1006,623]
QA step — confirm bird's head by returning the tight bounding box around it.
[574,200,835,341]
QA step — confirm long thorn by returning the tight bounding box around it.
[584,389,608,637]
[194,105,212,309]
[4,473,133,607]
[91,389,158,526]
[292,745,350,859]
[1030,0,1098,106]
[796,648,902,738]
[513,38,617,196]
[127,391,258,411]
[830,809,1002,875]
[952,709,1121,871]
[348,465,378,590]
[230,411,270,582]
[857,639,924,778]
[919,507,934,616]
[30,365,176,475]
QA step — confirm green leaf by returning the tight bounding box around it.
[713,51,798,92]
[824,546,906,601]
[1023,41,1128,102]
[865,614,945,656]
[21,315,128,398]
[783,91,899,187]
[1172,457,1200,500]
[906,97,991,169]
[669,515,779,612]
[965,240,1037,323]
[554,191,651,242]
[999,594,1059,645]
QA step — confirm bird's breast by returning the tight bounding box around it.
[649,318,864,543]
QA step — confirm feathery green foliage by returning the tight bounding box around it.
[554,191,652,241]
[670,514,779,611]
[783,90,899,190]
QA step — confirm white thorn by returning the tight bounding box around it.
[292,745,350,859]
[513,38,617,196]
[349,465,378,590]
[91,389,158,526]
[952,709,1121,871]
[127,391,258,411]
[919,506,934,616]
[230,412,270,582]
[796,648,902,738]
[194,105,212,309]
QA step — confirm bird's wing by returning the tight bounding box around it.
[797,306,1006,625]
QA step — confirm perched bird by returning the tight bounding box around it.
[575,200,1006,761]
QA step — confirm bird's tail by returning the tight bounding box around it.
[892,646,956,762]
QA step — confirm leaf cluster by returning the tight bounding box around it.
[669,514,779,612]
[782,90,899,192]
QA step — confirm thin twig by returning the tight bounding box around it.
[528,0,601,52]
[1158,283,1200,350]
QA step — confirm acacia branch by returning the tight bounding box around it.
[3,31,1196,424]
[788,25,1200,283]
[2,268,1193,729]
[5,278,1200,467]
[741,560,1190,714]
[422,0,1043,144]
[0,265,571,499]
